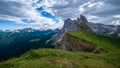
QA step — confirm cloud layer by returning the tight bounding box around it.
[0,0,63,30]
[49,0,120,25]
[0,0,120,30]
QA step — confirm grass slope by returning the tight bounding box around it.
[0,31,120,68]
[68,32,120,52]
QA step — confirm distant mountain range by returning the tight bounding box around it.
[0,28,59,60]
[89,22,120,36]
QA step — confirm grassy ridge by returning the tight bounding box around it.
[0,49,120,68]
[0,31,120,68]
[68,31,120,52]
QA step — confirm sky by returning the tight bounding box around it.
[0,0,120,30]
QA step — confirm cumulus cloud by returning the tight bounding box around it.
[49,0,120,25]
[0,0,120,30]
[0,0,63,30]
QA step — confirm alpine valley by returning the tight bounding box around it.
[0,15,120,68]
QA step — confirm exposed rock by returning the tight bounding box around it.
[89,22,120,36]
[55,33,102,53]
[111,25,120,36]
[53,15,104,53]
[53,15,92,42]
[79,15,88,23]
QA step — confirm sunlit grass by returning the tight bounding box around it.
[0,48,120,68]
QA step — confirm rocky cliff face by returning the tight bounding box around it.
[61,15,91,34]
[53,15,92,42]
[54,15,102,53]
[55,33,101,53]
[54,15,120,53]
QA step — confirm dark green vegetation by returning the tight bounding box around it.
[0,31,120,68]
[0,29,58,60]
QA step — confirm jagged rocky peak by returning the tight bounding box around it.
[64,15,88,26]
[80,15,88,22]
[76,15,88,23]
[54,15,102,53]
[63,18,73,28]
[66,18,72,21]
[63,15,89,30]
[77,17,80,20]
[61,18,77,32]
[56,15,91,37]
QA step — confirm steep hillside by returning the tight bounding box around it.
[68,31,120,52]
[55,30,120,52]
[55,33,102,53]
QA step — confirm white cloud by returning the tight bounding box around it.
[0,0,120,30]
[113,15,120,19]
[0,0,64,30]
[79,5,85,13]
[110,15,120,25]
[88,1,103,8]
[111,20,120,25]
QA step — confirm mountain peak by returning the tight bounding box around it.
[61,15,92,33]
[54,15,92,41]
[80,15,88,23]
[66,18,72,21]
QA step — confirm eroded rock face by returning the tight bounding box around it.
[53,15,91,42]
[55,33,101,53]
[53,15,102,53]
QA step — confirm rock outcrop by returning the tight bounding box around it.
[53,15,92,42]
[60,15,91,35]
[55,33,101,53]
[54,15,102,53]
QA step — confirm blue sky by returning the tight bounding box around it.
[0,0,63,30]
[0,0,120,30]
[0,20,28,30]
